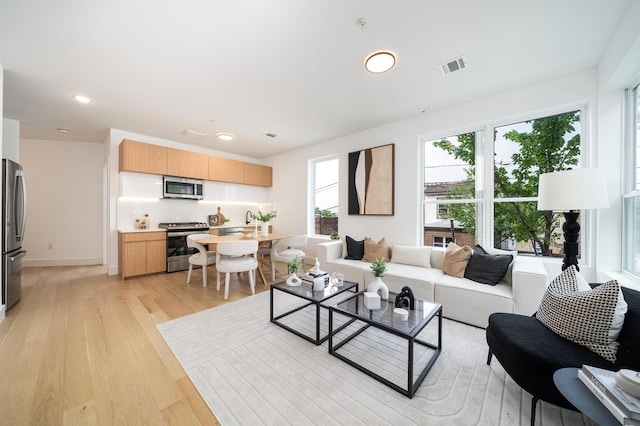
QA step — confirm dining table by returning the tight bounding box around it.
[196,232,294,286]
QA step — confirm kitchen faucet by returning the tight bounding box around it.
[246,210,253,225]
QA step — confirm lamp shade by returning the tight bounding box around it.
[537,168,609,211]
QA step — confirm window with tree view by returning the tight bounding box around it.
[313,157,339,236]
[424,110,582,257]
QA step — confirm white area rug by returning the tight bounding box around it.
[157,291,594,425]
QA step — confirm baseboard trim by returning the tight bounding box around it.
[23,258,103,267]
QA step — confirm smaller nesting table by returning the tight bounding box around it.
[270,280,359,345]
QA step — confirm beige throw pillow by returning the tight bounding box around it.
[362,237,390,262]
[442,242,472,278]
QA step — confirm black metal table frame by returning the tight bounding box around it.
[328,294,442,398]
[270,281,359,345]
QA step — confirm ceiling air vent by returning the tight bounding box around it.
[265,133,277,138]
[439,56,467,75]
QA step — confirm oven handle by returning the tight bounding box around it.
[166,231,201,238]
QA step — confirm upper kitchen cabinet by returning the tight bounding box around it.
[167,148,209,180]
[119,139,272,187]
[209,156,245,183]
[244,162,272,187]
[209,157,272,187]
[119,139,168,175]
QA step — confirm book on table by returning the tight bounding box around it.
[579,365,640,425]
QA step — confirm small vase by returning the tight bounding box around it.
[368,276,389,300]
[261,222,269,237]
[286,273,301,286]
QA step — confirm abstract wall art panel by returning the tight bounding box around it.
[348,143,394,215]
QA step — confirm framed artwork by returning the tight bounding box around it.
[208,215,219,226]
[348,143,395,215]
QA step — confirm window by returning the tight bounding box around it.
[311,156,339,236]
[433,236,453,247]
[623,83,640,276]
[424,130,482,248]
[424,109,583,257]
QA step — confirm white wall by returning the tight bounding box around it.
[1,63,5,323]
[2,118,19,161]
[21,139,104,266]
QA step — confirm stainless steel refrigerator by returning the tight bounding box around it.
[2,159,27,310]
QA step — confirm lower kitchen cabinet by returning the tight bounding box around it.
[119,231,167,279]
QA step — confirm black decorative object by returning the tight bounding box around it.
[395,286,415,310]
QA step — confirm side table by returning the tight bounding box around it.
[553,367,620,426]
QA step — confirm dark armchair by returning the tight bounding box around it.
[486,285,640,426]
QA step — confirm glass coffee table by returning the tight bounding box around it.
[270,280,359,345]
[329,291,442,398]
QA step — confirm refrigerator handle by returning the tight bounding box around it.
[10,250,27,261]
[15,169,27,242]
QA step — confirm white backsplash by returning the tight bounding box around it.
[118,172,271,230]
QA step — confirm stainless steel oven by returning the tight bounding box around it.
[159,222,210,272]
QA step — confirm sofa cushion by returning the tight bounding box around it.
[391,244,432,268]
[536,266,623,363]
[344,236,364,260]
[442,242,472,278]
[464,245,513,285]
[362,237,390,262]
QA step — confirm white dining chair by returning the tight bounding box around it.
[186,233,216,287]
[216,240,259,300]
[270,235,307,281]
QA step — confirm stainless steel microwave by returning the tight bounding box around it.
[163,176,204,200]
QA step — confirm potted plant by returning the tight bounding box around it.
[252,210,277,236]
[329,231,340,240]
[368,258,389,299]
[286,256,302,286]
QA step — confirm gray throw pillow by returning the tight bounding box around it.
[344,236,364,260]
[463,245,513,285]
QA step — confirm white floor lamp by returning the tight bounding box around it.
[537,168,609,271]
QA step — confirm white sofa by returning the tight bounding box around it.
[317,240,549,328]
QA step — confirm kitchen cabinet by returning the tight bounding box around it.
[119,139,272,187]
[119,139,168,175]
[119,231,166,279]
[167,148,209,180]
[209,157,272,187]
[244,163,272,187]
[208,156,245,183]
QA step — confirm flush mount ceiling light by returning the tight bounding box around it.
[217,133,235,141]
[72,95,91,103]
[364,51,396,73]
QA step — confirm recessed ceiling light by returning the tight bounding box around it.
[364,51,396,73]
[73,95,91,103]
[217,133,235,141]
[57,127,71,133]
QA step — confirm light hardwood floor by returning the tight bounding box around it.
[0,264,275,425]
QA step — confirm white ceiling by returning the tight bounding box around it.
[0,1,633,159]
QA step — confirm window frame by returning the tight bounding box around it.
[422,104,591,264]
[308,154,339,237]
[622,81,640,276]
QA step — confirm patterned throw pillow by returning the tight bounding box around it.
[536,266,623,363]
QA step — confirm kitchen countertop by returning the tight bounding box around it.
[118,224,257,233]
[118,228,166,234]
